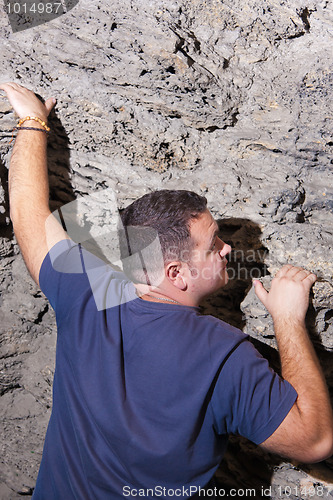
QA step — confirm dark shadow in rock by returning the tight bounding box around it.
[47,109,114,266]
[47,110,76,212]
[0,156,12,240]
[215,436,280,499]
[200,217,270,330]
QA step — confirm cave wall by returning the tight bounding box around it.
[0,0,332,497]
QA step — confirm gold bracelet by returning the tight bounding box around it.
[17,116,50,132]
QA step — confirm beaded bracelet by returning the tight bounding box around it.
[17,116,50,132]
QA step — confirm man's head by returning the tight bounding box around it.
[119,189,231,304]
[119,190,207,283]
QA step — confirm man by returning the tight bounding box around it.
[1,82,332,499]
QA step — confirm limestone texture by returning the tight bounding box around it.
[0,0,332,497]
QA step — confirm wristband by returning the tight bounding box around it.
[17,116,50,132]
[15,126,50,134]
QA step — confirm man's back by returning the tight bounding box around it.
[32,240,296,499]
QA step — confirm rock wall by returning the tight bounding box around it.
[0,0,332,497]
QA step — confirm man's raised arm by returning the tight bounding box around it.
[0,83,68,285]
[254,266,333,462]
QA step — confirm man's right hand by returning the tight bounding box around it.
[254,265,317,324]
[254,265,333,463]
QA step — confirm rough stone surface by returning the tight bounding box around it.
[0,0,333,497]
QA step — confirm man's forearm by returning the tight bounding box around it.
[255,267,333,461]
[10,127,50,221]
[9,127,51,248]
[274,318,333,454]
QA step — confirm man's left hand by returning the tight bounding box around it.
[0,82,55,121]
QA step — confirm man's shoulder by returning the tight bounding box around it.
[194,311,248,340]
[164,308,249,360]
[40,239,134,313]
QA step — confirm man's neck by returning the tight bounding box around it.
[134,284,199,307]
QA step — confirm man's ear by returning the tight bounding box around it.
[166,262,187,291]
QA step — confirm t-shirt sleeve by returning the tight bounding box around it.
[211,339,298,444]
[39,239,88,314]
[39,239,131,318]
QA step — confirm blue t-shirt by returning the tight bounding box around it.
[32,240,297,499]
